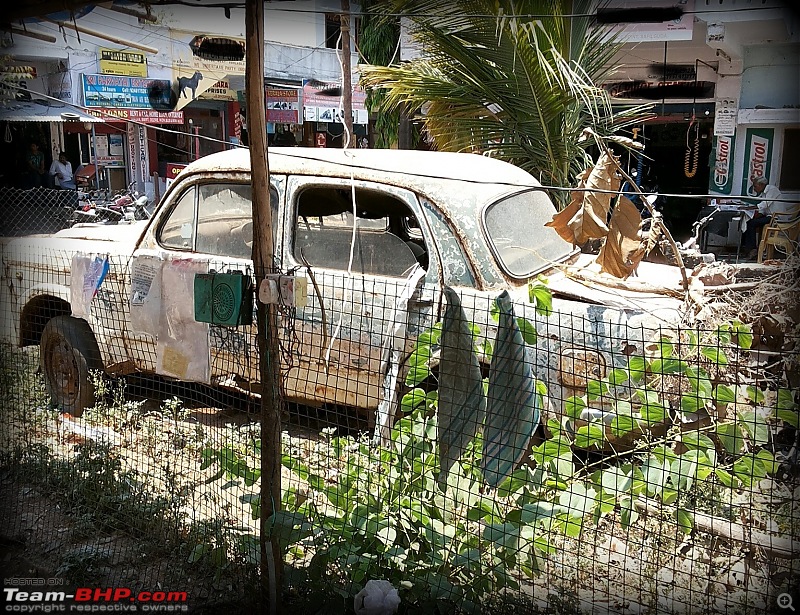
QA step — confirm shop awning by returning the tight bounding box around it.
[0,101,103,123]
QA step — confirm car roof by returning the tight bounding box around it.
[182,147,542,197]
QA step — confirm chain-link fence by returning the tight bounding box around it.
[0,187,80,236]
[1,244,798,614]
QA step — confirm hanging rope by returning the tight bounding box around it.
[684,119,699,178]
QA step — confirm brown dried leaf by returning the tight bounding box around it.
[596,196,645,279]
[546,168,590,245]
[567,152,621,244]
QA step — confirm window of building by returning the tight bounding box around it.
[779,128,800,192]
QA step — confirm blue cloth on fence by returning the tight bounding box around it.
[482,291,541,488]
[437,286,486,489]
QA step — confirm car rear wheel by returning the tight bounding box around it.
[40,316,102,416]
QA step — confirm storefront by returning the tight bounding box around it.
[302,79,369,148]
[0,101,101,190]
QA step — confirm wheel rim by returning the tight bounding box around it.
[44,336,80,406]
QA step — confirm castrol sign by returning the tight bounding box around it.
[710,135,734,195]
[742,128,774,197]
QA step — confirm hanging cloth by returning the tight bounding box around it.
[482,291,542,488]
[436,286,486,489]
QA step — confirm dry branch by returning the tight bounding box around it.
[634,498,799,560]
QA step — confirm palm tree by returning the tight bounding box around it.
[360,0,650,205]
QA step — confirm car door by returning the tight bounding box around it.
[127,174,283,388]
[282,175,439,418]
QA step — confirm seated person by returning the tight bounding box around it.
[740,176,788,258]
[49,151,76,190]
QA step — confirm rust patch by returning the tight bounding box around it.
[558,346,607,389]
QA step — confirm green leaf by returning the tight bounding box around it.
[714,468,740,488]
[377,525,397,548]
[777,408,800,428]
[610,415,638,438]
[733,454,769,486]
[681,431,715,451]
[738,411,770,447]
[188,543,211,563]
[746,386,765,404]
[528,281,553,316]
[713,384,736,405]
[416,323,442,348]
[516,317,537,345]
[600,466,632,496]
[669,456,697,491]
[574,424,605,449]
[685,330,698,353]
[532,436,571,466]
[675,508,694,534]
[754,449,779,475]
[640,401,666,426]
[401,388,428,413]
[701,345,729,366]
[558,484,597,518]
[716,422,744,454]
[680,394,704,415]
[627,355,647,383]
[586,379,609,401]
[565,396,587,421]
[716,324,732,345]
[619,496,639,529]
[649,358,688,376]
[607,368,628,387]
[731,321,753,349]
[405,364,431,387]
[657,336,674,358]
[408,346,432,367]
[641,457,667,497]
[776,388,797,412]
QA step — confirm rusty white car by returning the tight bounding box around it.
[0,148,684,435]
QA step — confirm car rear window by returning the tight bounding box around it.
[483,188,574,278]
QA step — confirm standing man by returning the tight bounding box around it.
[741,176,786,258]
[49,151,76,190]
[25,142,45,188]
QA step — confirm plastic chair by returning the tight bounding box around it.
[757,208,800,262]
[75,164,99,191]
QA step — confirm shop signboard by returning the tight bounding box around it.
[266,88,301,124]
[165,163,187,188]
[302,80,368,125]
[170,32,246,110]
[709,135,735,195]
[98,48,148,77]
[602,0,695,42]
[82,74,165,108]
[199,79,238,101]
[741,128,774,197]
[88,108,184,124]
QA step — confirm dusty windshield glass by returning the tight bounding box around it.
[483,189,573,278]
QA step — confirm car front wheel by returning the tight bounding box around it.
[40,315,102,416]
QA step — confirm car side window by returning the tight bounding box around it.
[293,184,425,277]
[196,183,253,259]
[159,186,196,250]
[159,182,278,259]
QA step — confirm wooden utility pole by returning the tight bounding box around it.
[245,0,283,611]
[340,0,355,148]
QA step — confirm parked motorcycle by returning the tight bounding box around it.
[67,182,151,227]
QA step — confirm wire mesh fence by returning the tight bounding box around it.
[0,244,798,615]
[0,187,79,236]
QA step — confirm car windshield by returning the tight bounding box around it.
[483,188,574,278]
